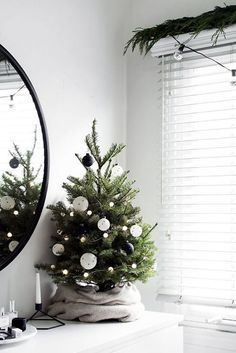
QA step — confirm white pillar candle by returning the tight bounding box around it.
[35,272,42,304]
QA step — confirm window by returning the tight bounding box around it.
[0,60,43,180]
[153,36,236,305]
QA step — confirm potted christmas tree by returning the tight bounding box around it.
[38,120,157,322]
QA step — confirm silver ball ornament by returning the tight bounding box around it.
[0,196,15,210]
[97,218,110,231]
[9,240,19,252]
[111,165,123,178]
[80,253,97,270]
[52,243,65,256]
[130,224,142,238]
[73,196,89,212]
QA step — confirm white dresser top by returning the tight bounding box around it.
[0,311,183,353]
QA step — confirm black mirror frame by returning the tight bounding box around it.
[0,44,49,271]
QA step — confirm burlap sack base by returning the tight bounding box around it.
[47,283,144,322]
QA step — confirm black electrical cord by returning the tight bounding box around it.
[172,35,232,73]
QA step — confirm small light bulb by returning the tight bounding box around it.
[80,236,86,243]
[13,210,19,215]
[7,232,13,238]
[103,233,109,238]
[173,51,183,61]
[173,44,185,61]
[51,264,56,270]
[109,202,114,207]
[83,272,89,278]
[231,69,236,86]
[122,226,128,231]
[70,211,74,217]
[108,266,114,272]
[9,95,14,108]
[60,212,66,217]
[166,230,171,240]
[131,263,137,269]
[62,269,68,275]
[87,210,92,216]
[64,235,69,241]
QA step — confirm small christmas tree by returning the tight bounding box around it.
[0,128,42,258]
[39,120,157,291]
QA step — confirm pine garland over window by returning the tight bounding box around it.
[124,5,236,55]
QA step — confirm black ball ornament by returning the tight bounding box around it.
[105,258,117,268]
[82,153,94,167]
[112,235,125,250]
[72,223,88,239]
[98,280,115,292]
[0,220,6,232]
[9,157,19,169]
[122,241,134,255]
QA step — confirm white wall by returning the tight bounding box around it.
[0,0,231,322]
[126,0,231,310]
[0,0,128,316]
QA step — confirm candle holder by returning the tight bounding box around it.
[27,304,65,330]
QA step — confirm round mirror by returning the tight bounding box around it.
[0,44,48,270]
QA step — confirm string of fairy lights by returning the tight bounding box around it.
[171,35,236,85]
[0,84,25,108]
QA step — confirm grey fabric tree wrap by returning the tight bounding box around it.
[47,283,144,322]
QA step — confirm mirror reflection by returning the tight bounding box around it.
[0,55,45,264]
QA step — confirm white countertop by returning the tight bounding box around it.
[0,311,183,353]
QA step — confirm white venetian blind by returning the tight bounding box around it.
[0,60,44,181]
[157,43,236,304]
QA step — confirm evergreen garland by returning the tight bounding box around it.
[37,120,157,290]
[124,5,236,55]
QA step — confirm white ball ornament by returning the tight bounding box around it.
[80,253,97,270]
[73,196,89,212]
[9,240,19,252]
[0,196,15,210]
[111,165,123,178]
[52,243,65,256]
[97,218,110,231]
[130,224,142,238]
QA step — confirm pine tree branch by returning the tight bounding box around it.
[101,143,125,167]
[104,159,112,178]
[84,120,102,167]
